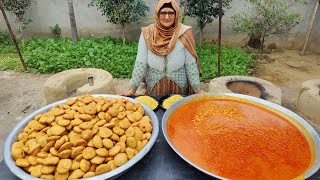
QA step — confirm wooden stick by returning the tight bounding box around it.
[217,0,222,77]
[301,0,319,55]
[0,0,27,70]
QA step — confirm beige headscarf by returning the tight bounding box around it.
[141,0,199,69]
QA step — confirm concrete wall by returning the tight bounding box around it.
[0,0,319,53]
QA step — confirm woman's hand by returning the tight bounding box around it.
[194,89,206,94]
[120,88,136,96]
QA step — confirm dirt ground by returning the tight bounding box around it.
[253,50,320,131]
[0,49,319,161]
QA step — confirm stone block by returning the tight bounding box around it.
[42,68,115,104]
[297,79,320,127]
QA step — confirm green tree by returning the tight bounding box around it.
[2,0,34,42]
[49,24,62,38]
[180,0,231,44]
[231,0,307,53]
[88,0,149,44]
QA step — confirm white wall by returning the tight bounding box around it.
[1,0,319,53]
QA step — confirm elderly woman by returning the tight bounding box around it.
[122,0,203,96]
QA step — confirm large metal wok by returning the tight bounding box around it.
[162,92,320,179]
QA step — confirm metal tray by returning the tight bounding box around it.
[162,92,320,179]
[4,94,159,180]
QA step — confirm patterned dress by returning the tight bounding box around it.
[130,34,200,96]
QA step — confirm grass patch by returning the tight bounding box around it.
[24,37,138,78]
[0,37,254,80]
[197,44,255,80]
[0,53,25,71]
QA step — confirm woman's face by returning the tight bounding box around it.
[159,7,176,29]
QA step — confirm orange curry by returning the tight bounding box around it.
[167,98,311,179]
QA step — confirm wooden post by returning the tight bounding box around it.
[301,0,319,55]
[217,0,222,77]
[0,0,27,70]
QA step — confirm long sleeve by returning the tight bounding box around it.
[185,47,200,90]
[129,34,148,89]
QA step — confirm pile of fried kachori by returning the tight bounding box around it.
[11,94,153,179]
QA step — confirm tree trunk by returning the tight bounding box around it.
[17,24,24,43]
[199,28,203,45]
[259,31,266,54]
[122,26,125,44]
[248,35,261,49]
[199,21,206,45]
[16,15,24,43]
[68,0,78,41]
[260,36,265,54]
[119,0,125,44]
[181,0,188,23]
